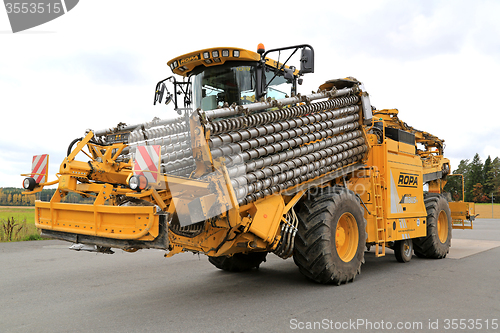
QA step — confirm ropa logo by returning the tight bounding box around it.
[179,55,200,66]
[398,172,418,188]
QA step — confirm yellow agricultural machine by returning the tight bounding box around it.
[22,44,475,284]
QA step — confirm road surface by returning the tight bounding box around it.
[1,220,499,333]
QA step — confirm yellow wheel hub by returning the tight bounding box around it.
[336,227,346,247]
[335,212,359,262]
[437,210,448,243]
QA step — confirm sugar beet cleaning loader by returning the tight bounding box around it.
[22,44,475,284]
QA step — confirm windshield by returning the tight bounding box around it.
[191,62,291,111]
[265,67,288,101]
[192,63,256,110]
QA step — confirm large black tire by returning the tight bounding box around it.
[293,187,367,285]
[413,194,452,259]
[208,252,267,272]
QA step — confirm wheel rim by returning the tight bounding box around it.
[437,210,448,243]
[403,240,412,259]
[335,212,359,262]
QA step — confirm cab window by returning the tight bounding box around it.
[191,62,292,111]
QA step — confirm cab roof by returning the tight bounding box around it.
[167,47,298,77]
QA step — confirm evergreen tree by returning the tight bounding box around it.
[488,157,500,203]
[465,154,483,202]
[483,155,493,196]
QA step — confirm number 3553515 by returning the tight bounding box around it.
[5,2,62,14]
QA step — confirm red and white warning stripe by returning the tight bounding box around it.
[133,145,161,184]
[31,154,48,184]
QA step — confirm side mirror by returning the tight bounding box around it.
[155,83,166,105]
[299,47,314,74]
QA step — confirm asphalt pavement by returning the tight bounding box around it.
[1,220,499,333]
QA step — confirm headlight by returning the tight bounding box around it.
[23,177,37,191]
[128,175,148,191]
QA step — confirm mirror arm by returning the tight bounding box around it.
[265,48,298,90]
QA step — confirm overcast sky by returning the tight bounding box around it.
[1,0,499,188]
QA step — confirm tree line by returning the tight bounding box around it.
[0,188,38,206]
[0,188,90,206]
[444,154,500,203]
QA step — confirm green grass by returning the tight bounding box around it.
[0,206,41,242]
[0,207,35,223]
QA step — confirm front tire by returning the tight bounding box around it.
[293,187,367,285]
[413,194,452,259]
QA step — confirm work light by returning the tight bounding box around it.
[23,177,37,191]
[128,175,148,191]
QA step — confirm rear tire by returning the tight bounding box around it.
[293,187,367,285]
[208,252,267,272]
[413,194,452,259]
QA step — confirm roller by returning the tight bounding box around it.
[202,87,355,120]
[208,95,359,135]
[233,141,367,200]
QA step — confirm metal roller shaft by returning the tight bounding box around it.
[161,157,195,174]
[209,104,359,149]
[122,132,191,155]
[226,124,361,173]
[124,132,190,154]
[128,123,188,144]
[211,112,360,159]
[93,116,185,138]
[208,95,359,135]
[229,130,364,184]
[202,87,355,120]
[238,150,367,205]
[160,148,193,164]
[161,141,191,155]
[233,138,366,198]
[123,140,192,162]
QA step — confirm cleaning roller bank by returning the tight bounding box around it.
[22,44,475,284]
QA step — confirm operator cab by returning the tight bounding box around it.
[154,44,314,113]
[191,61,290,110]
